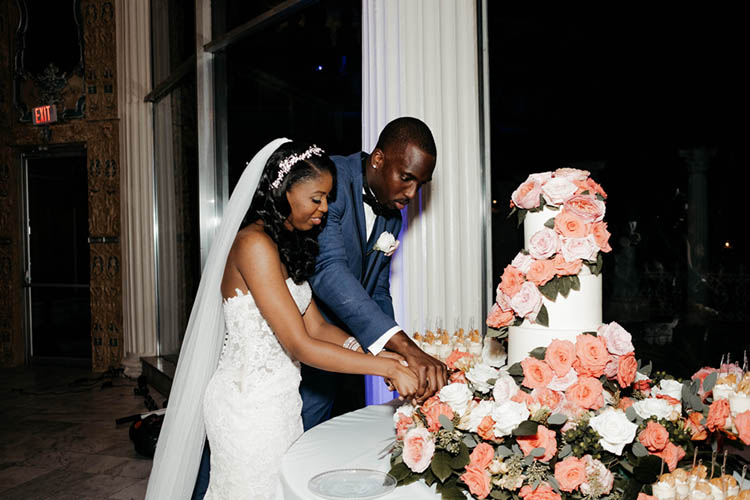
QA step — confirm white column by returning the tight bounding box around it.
[116,0,158,374]
[362,0,490,402]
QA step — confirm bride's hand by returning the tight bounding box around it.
[377,351,407,391]
[386,361,419,401]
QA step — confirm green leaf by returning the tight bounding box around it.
[508,362,523,377]
[512,420,539,436]
[463,434,478,449]
[632,442,649,458]
[496,445,513,457]
[539,280,559,301]
[431,451,454,483]
[596,193,606,201]
[582,330,598,336]
[450,443,471,469]
[389,461,412,482]
[702,372,718,393]
[512,316,525,327]
[487,326,509,339]
[517,209,527,228]
[530,447,546,458]
[544,217,556,229]
[439,414,455,432]
[625,406,638,422]
[594,253,604,275]
[639,361,652,377]
[508,207,517,220]
[633,455,662,484]
[512,443,522,455]
[529,346,547,360]
[438,484,467,500]
[547,413,568,426]
[571,275,581,291]
[559,276,572,298]
[523,455,535,466]
[558,444,572,458]
[535,305,549,327]
[491,490,511,500]
[547,475,562,494]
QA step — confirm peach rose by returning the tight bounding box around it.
[518,425,557,462]
[476,415,496,441]
[734,410,750,445]
[446,350,473,371]
[555,167,590,182]
[692,367,718,401]
[653,442,685,472]
[449,370,468,384]
[402,427,435,473]
[591,221,612,253]
[424,401,455,432]
[469,442,495,470]
[421,394,441,411]
[685,411,707,440]
[563,194,605,223]
[512,389,535,406]
[522,357,555,389]
[707,399,730,431]
[512,179,543,210]
[554,456,587,492]
[617,352,638,388]
[499,265,525,297]
[520,483,562,500]
[526,259,556,286]
[529,228,560,260]
[638,494,657,500]
[545,339,576,377]
[396,414,413,440]
[532,387,563,411]
[553,253,583,276]
[574,334,609,377]
[566,376,604,410]
[639,420,670,452]
[618,397,634,411]
[584,177,607,199]
[461,465,491,499]
[554,211,589,238]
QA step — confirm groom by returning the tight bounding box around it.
[303,116,448,430]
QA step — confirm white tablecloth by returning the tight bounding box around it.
[281,401,439,499]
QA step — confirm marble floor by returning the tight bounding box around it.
[0,365,161,499]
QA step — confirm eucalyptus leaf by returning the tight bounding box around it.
[530,447,547,458]
[523,455,535,466]
[487,327,509,339]
[529,347,547,360]
[547,475,561,494]
[496,445,513,457]
[535,305,550,328]
[632,442,649,458]
[547,413,568,426]
[625,406,638,422]
[639,361,652,377]
[439,414,455,432]
[512,443,522,455]
[512,420,540,436]
[431,451,454,483]
[558,444,572,458]
[702,372,718,393]
[463,434,478,449]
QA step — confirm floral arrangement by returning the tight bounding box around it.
[488,168,612,330]
[388,324,750,500]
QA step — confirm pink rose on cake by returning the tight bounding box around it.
[554,167,590,182]
[486,303,515,328]
[598,321,634,355]
[573,177,608,199]
[554,211,589,238]
[573,334,609,377]
[509,281,543,320]
[561,235,598,262]
[542,176,578,206]
[511,179,543,210]
[498,265,525,297]
[564,194,606,223]
[526,258,556,286]
[521,357,554,389]
[531,387,563,412]
[566,376,604,410]
[402,427,435,473]
[545,339,576,377]
[548,368,579,392]
[552,253,583,276]
[511,251,534,274]
[528,228,560,259]
[518,425,558,462]
[591,221,612,252]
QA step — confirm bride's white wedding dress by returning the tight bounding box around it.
[203,277,311,499]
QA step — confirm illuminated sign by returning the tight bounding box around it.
[32,105,57,125]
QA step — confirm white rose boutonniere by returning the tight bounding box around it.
[373,231,400,257]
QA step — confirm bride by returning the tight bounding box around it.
[145,139,419,499]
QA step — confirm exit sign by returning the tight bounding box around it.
[32,105,57,125]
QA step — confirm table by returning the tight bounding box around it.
[280,400,439,499]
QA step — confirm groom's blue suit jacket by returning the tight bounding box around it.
[309,152,402,348]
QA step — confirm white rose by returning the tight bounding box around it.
[482,337,507,368]
[542,176,578,206]
[460,400,495,432]
[652,379,684,402]
[373,231,399,257]
[712,383,734,401]
[729,392,750,417]
[491,400,530,437]
[633,397,678,421]
[392,402,414,425]
[438,383,473,416]
[588,408,638,455]
[561,235,598,262]
[527,172,553,184]
[548,368,579,391]
[528,228,559,260]
[509,281,543,319]
[466,363,499,394]
[554,167,590,182]
[598,321,635,355]
[511,252,534,274]
[492,371,518,403]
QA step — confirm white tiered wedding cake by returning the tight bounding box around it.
[486,168,611,364]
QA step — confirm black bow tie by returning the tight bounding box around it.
[361,154,399,217]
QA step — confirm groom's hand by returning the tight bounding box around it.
[385,331,447,403]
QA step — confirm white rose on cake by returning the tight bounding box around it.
[528,228,559,260]
[491,400,530,437]
[372,231,399,256]
[588,408,638,455]
[466,363,499,394]
[542,176,578,206]
[438,383,472,416]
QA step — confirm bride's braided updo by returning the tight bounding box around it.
[243,141,337,284]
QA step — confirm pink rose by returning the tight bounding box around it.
[564,194,606,223]
[653,442,685,472]
[520,484,562,500]
[395,414,413,440]
[542,177,578,206]
[521,357,555,389]
[423,401,454,432]
[512,251,534,274]
[499,265,525,298]
[734,410,750,445]
[554,168,590,181]
[526,259,556,286]
[545,339,576,377]
[518,425,558,462]
[591,222,612,252]
[532,387,563,411]
[461,465,491,499]
[638,494,657,500]
[468,443,495,470]
[512,180,543,210]
[548,368,579,392]
[554,211,590,238]
[402,427,435,473]
[598,321,634,355]
[553,253,583,276]
[617,353,638,388]
[574,334,609,377]
[554,456,587,492]
[476,415,495,441]
[706,399,730,431]
[691,366,718,401]
[604,355,619,379]
[486,303,515,328]
[529,228,560,260]
[639,420,670,452]
[566,376,604,410]
[560,235,598,262]
[510,282,543,319]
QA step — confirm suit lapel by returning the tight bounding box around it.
[350,159,368,255]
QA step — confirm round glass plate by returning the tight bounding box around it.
[308,468,397,499]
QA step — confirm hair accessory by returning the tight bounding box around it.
[270,145,324,189]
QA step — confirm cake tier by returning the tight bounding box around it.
[523,206,560,248]
[508,326,581,365]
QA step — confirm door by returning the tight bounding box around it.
[23,148,90,362]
